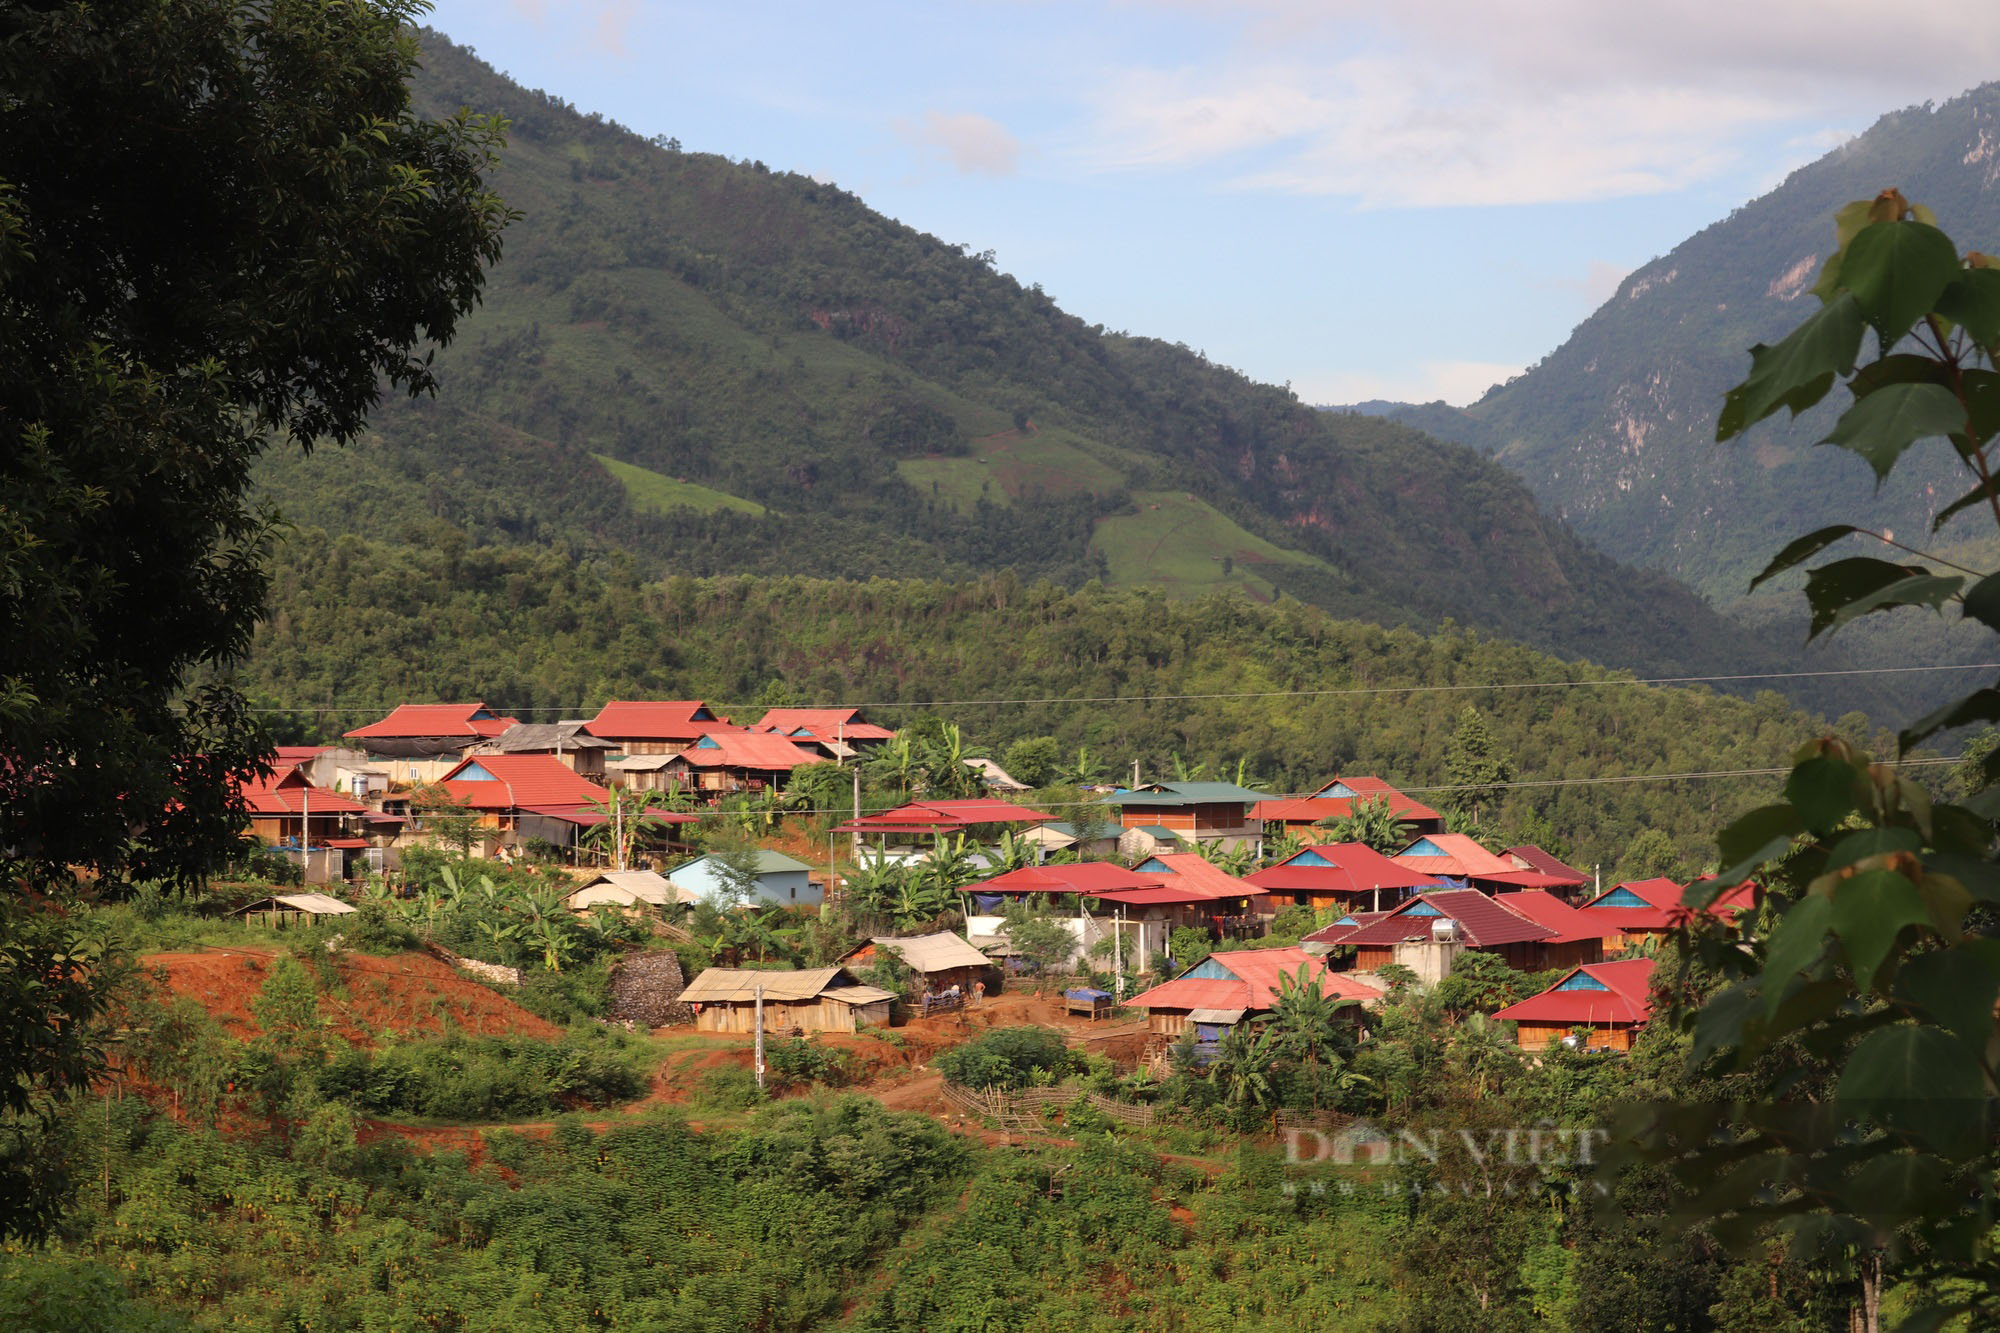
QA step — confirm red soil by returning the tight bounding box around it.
[142,947,562,1045]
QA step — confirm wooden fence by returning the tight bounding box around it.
[940,1082,1155,1132]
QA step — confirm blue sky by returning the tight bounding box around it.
[425,0,1997,405]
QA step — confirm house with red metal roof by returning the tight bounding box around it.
[1502,845,1591,892]
[239,768,372,883]
[657,731,822,798]
[1247,843,1438,914]
[1304,887,1599,975]
[427,754,666,858]
[583,701,738,756]
[1578,877,1756,949]
[1389,833,1518,881]
[1134,853,1271,939]
[343,703,521,783]
[837,798,1052,843]
[1494,958,1658,1052]
[1127,947,1383,1043]
[1253,777,1444,837]
[752,707,898,748]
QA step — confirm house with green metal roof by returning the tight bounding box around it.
[1100,780,1272,853]
[666,849,819,907]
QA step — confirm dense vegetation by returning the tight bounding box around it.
[242,545,1892,871]
[239,32,1892,713]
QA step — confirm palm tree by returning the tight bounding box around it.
[1195,839,1257,877]
[864,736,922,798]
[527,917,574,973]
[1262,829,1306,867]
[841,849,909,923]
[989,830,1036,875]
[917,723,981,799]
[1170,752,1210,782]
[476,918,519,961]
[1209,1024,1276,1117]
[1055,745,1106,789]
[1268,963,1356,1110]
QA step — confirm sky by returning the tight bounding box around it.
[425,0,2000,406]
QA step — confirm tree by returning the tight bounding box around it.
[1001,736,1062,789]
[1003,906,1075,993]
[1614,828,1687,884]
[413,784,482,859]
[1,9,507,1210]
[1629,193,2000,1327]
[1,1,511,895]
[1443,706,1514,822]
[1314,795,1415,854]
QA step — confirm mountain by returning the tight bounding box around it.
[1370,83,2000,611]
[243,32,1880,710]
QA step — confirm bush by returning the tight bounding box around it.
[934,1026,1081,1090]
[692,1066,765,1112]
[511,958,615,1025]
[764,1037,850,1090]
[314,1030,645,1121]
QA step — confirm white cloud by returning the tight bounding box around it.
[1303,359,1523,407]
[1083,1,2000,206]
[895,111,1022,176]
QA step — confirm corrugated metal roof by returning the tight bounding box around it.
[239,770,367,816]
[1491,890,1616,943]
[1503,845,1589,883]
[1188,1007,1247,1024]
[1339,889,1555,948]
[1249,843,1438,895]
[1251,793,1441,825]
[1139,853,1269,899]
[1495,958,1656,1026]
[753,708,898,742]
[1127,977,1252,1010]
[439,754,613,812]
[584,700,736,742]
[672,733,821,770]
[1108,781,1272,807]
[237,893,355,915]
[1391,834,1516,878]
[567,871,699,907]
[488,722,613,752]
[974,863,1159,894]
[862,932,993,973]
[679,966,886,1004]
[345,703,517,740]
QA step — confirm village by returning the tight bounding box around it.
[224,694,1745,1095]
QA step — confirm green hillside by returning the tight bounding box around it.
[241,31,1886,710]
[592,454,765,517]
[243,539,1891,872]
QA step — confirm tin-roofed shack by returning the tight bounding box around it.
[840,932,996,999]
[677,966,895,1033]
[234,893,357,929]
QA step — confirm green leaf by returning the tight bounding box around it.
[1747,525,1860,592]
[1691,979,1758,1067]
[1718,803,1803,868]
[1718,293,1863,439]
[1935,267,2000,346]
[1761,895,1833,1019]
[1822,826,1922,875]
[1841,220,1960,348]
[1961,571,2000,633]
[1895,946,2000,1049]
[1803,558,1961,639]
[1820,382,1967,482]
[1783,756,1860,833]
[1838,1024,1988,1157]
[1962,369,2000,450]
[1838,1152,1964,1230]
[1899,687,2000,751]
[1828,869,1930,992]
[1847,353,1954,397]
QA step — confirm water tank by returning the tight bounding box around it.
[1431,918,1460,943]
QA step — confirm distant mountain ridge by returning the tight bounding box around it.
[248,34,1896,715]
[1364,83,2000,607]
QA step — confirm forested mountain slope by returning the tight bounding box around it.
[1377,83,2000,605]
[245,539,1901,871]
[248,32,1865,700]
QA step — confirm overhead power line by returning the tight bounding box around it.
[244,660,2000,716]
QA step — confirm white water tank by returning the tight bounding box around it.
[1431,918,1460,944]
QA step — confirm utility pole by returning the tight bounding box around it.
[851,764,862,861]
[753,983,766,1093]
[1112,904,1123,1002]
[299,785,310,881]
[1132,759,1140,789]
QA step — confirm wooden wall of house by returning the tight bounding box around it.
[691,997,885,1034]
[1514,1022,1635,1053]
[1536,939,1605,971]
[1148,1010,1192,1036]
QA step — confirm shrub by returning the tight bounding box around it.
[763,1037,849,1089]
[934,1026,1081,1090]
[692,1066,765,1112]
